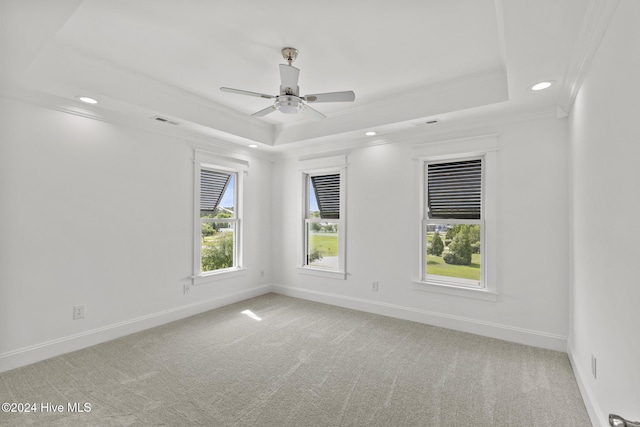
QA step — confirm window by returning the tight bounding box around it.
[423,158,484,288]
[200,168,238,273]
[413,134,497,299]
[193,150,246,281]
[299,155,347,279]
[305,173,340,269]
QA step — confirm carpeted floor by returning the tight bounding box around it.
[0,293,590,426]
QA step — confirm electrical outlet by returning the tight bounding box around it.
[371,281,379,292]
[73,305,85,320]
[183,283,190,295]
[591,354,597,379]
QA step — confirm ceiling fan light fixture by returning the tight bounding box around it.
[276,96,303,114]
[365,131,377,136]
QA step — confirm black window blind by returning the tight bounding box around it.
[427,159,482,219]
[311,174,340,219]
[200,169,231,214]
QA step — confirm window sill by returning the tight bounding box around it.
[193,268,247,285]
[412,280,497,301]
[298,267,347,280]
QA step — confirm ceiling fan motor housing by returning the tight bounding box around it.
[280,84,300,96]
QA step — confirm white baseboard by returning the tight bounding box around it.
[1,284,570,374]
[567,343,606,427]
[272,284,568,352]
[0,284,272,374]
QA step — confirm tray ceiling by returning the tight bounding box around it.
[1,0,597,149]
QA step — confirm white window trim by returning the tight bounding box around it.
[298,155,347,280]
[192,150,248,285]
[412,135,498,300]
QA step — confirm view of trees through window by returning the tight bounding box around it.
[306,218,339,269]
[426,223,481,281]
[201,174,235,272]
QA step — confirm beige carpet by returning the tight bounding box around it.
[0,293,590,426]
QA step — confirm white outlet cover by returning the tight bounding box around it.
[73,305,85,320]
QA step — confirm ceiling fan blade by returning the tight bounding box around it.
[220,87,275,99]
[251,105,277,117]
[301,104,326,120]
[279,64,300,94]
[304,91,355,103]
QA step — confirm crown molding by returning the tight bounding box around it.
[3,81,560,164]
[559,0,620,113]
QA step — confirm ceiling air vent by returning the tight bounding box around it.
[152,116,180,125]
[412,119,439,127]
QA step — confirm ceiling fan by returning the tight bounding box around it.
[220,47,355,119]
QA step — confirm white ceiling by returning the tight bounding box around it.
[1,0,599,150]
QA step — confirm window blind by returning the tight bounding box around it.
[427,159,482,219]
[311,174,340,219]
[200,169,231,213]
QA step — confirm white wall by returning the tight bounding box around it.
[272,115,571,351]
[0,98,272,371]
[569,0,640,423]
[0,91,574,374]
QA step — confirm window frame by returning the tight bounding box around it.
[413,136,497,300]
[298,156,347,280]
[200,169,239,271]
[193,150,247,284]
[422,155,485,289]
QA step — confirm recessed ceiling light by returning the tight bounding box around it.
[530,81,554,91]
[365,131,377,136]
[77,96,98,104]
[248,144,258,148]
